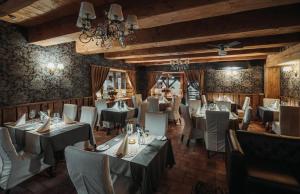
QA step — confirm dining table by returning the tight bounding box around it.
[97,133,175,194]
[5,119,94,166]
[192,106,240,132]
[257,106,279,124]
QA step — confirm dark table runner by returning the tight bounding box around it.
[9,123,94,166]
[100,108,138,127]
[99,134,175,194]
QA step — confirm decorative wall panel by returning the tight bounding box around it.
[280,67,300,98]
[0,21,133,107]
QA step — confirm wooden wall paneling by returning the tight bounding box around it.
[83,97,89,106]
[47,102,54,116]
[53,101,63,115]
[264,66,280,98]
[40,102,49,112]
[63,99,71,104]
[70,99,77,104]
[17,106,28,120]
[2,107,17,123]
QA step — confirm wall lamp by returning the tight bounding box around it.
[46,63,64,74]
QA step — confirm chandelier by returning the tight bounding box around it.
[170,58,190,71]
[76,2,139,49]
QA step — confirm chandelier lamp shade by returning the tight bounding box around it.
[76,1,139,49]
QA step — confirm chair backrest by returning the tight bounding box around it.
[241,107,252,130]
[63,104,78,121]
[201,95,207,105]
[132,94,142,108]
[263,98,280,108]
[138,102,148,128]
[95,99,107,114]
[80,106,97,129]
[145,112,168,136]
[180,105,192,137]
[205,111,229,152]
[215,101,231,111]
[0,127,18,189]
[147,96,159,112]
[65,146,114,194]
[188,100,201,115]
[280,106,300,136]
[242,97,250,111]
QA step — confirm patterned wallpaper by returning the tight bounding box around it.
[205,66,264,93]
[280,67,300,98]
[0,21,133,107]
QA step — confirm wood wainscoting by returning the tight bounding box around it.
[280,96,300,107]
[206,92,264,118]
[0,97,93,126]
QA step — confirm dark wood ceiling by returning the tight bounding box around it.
[1,0,300,66]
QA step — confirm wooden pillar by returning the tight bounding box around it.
[264,66,280,98]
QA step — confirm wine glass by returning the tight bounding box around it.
[53,113,60,124]
[29,110,36,122]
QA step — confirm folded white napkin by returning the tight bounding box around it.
[15,114,26,126]
[116,134,128,158]
[63,113,76,124]
[36,117,51,133]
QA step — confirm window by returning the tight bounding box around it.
[152,73,183,97]
[102,70,131,99]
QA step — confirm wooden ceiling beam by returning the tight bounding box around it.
[26,0,300,46]
[125,48,279,63]
[136,55,268,66]
[104,33,300,59]
[0,0,38,17]
[76,4,300,54]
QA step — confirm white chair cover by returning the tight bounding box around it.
[147,96,159,112]
[65,146,135,194]
[145,112,168,137]
[215,101,231,111]
[188,100,201,115]
[181,104,203,142]
[263,98,280,108]
[0,127,48,190]
[167,96,181,121]
[137,102,148,128]
[242,97,250,111]
[132,94,142,108]
[95,99,108,127]
[63,104,78,121]
[204,111,229,153]
[240,107,252,130]
[201,95,207,105]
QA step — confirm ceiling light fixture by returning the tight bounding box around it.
[76,2,139,49]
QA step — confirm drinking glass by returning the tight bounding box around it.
[29,110,36,121]
[53,113,60,124]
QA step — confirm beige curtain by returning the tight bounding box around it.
[127,70,136,94]
[147,71,162,95]
[91,65,110,102]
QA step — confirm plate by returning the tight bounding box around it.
[96,144,110,151]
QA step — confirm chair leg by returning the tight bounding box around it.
[181,135,184,142]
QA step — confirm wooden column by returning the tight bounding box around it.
[264,66,280,98]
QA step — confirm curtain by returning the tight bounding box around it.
[127,70,136,94]
[147,71,162,96]
[91,65,110,102]
[185,69,205,95]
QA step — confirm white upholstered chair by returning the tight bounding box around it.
[145,112,168,137]
[63,104,78,121]
[132,94,142,108]
[166,96,181,124]
[137,102,148,128]
[204,111,229,157]
[272,106,300,136]
[74,106,97,149]
[263,98,280,108]
[147,96,159,112]
[201,95,207,105]
[95,99,108,128]
[65,146,137,194]
[188,100,201,115]
[0,127,49,192]
[237,97,250,118]
[180,104,203,146]
[239,106,252,130]
[215,101,231,111]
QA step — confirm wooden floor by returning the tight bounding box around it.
[0,121,265,194]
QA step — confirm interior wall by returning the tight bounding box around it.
[280,67,300,98]
[0,21,134,107]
